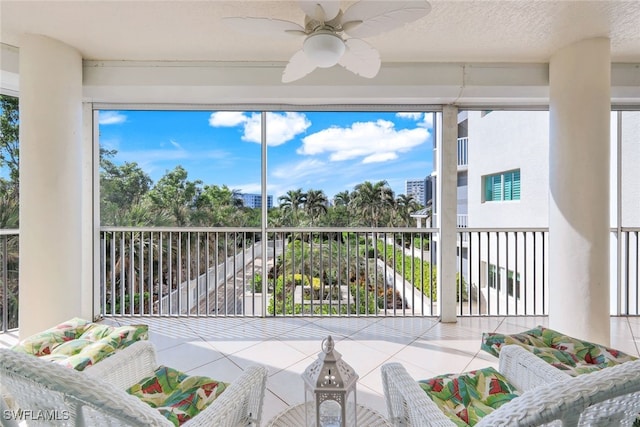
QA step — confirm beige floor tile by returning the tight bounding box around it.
[227,340,309,376]
[156,341,225,372]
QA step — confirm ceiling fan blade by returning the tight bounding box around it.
[282,50,318,83]
[338,38,381,79]
[298,0,341,22]
[223,17,306,38]
[341,0,432,39]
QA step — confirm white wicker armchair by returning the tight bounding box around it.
[0,341,268,427]
[381,345,640,427]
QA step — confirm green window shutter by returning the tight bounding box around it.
[492,175,502,201]
[512,170,521,200]
[504,173,512,201]
[485,176,493,201]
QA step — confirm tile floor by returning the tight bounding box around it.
[2,316,639,425]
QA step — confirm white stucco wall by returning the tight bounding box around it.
[467,110,550,228]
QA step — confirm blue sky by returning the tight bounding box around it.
[98,110,434,203]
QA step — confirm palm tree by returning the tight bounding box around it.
[304,189,328,226]
[333,190,351,207]
[278,188,306,226]
[395,194,422,226]
[352,180,395,227]
[332,190,353,226]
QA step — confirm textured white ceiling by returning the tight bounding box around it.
[2,0,640,64]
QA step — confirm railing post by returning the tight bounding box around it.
[261,111,268,318]
[2,236,7,333]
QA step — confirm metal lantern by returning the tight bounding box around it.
[302,336,358,427]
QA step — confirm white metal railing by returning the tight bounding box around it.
[99,227,438,317]
[0,229,19,332]
[457,137,468,167]
[5,225,639,327]
[616,228,640,315]
[97,227,551,317]
[456,228,548,316]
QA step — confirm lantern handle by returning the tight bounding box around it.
[321,336,334,353]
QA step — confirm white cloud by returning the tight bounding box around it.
[396,112,435,129]
[208,111,310,146]
[363,152,398,163]
[208,111,247,127]
[421,112,434,128]
[99,111,127,125]
[297,119,429,164]
[169,139,182,149]
[396,112,423,121]
[272,158,327,179]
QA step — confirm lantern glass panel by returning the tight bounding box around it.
[346,390,357,425]
[320,399,342,426]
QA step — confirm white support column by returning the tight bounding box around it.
[549,38,611,345]
[19,35,86,337]
[438,105,458,322]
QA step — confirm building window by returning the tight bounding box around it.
[488,264,501,290]
[488,264,521,299]
[483,169,520,202]
[507,271,521,300]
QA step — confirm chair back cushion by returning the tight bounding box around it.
[127,365,228,426]
[12,318,149,370]
[418,366,520,426]
[482,326,637,376]
[11,317,91,356]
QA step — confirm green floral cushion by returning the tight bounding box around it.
[418,367,520,427]
[127,366,228,426]
[11,317,92,356]
[481,326,637,376]
[12,319,149,370]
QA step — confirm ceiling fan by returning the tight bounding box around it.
[224,0,432,83]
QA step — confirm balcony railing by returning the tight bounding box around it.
[0,229,19,333]
[617,228,640,315]
[457,137,468,167]
[98,227,556,318]
[456,228,548,316]
[3,226,638,328]
[100,228,439,317]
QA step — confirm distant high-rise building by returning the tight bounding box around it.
[424,175,434,205]
[405,179,428,206]
[238,193,273,209]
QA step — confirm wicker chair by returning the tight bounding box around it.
[381,345,640,427]
[481,325,638,377]
[0,341,268,427]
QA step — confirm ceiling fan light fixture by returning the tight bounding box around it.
[303,30,345,68]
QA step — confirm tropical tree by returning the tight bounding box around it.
[146,166,201,226]
[351,180,395,226]
[0,95,19,184]
[193,184,246,226]
[0,95,19,229]
[0,183,18,229]
[395,194,422,226]
[278,188,306,226]
[333,190,351,208]
[268,208,287,227]
[0,95,20,328]
[100,149,153,225]
[324,190,352,227]
[304,189,328,225]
